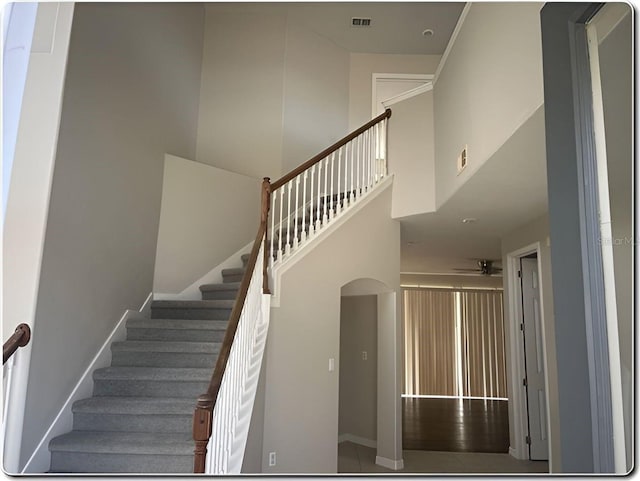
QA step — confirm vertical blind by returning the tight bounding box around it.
[403,289,507,399]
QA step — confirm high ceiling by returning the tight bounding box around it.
[287,2,465,55]
[400,106,548,275]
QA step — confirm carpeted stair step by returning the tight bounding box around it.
[150,299,234,320]
[49,431,193,473]
[199,281,240,300]
[126,318,228,342]
[111,340,220,368]
[221,267,246,283]
[71,396,194,433]
[93,367,210,398]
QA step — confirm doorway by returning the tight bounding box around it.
[506,243,551,463]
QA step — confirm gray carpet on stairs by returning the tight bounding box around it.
[48,254,247,474]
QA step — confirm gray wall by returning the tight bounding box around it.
[20,3,204,466]
[339,296,377,443]
[598,12,632,471]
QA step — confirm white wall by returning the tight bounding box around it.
[261,185,400,473]
[598,12,632,471]
[339,295,377,444]
[281,22,350,174]
[196,5,287,179]
[387,90,436,218]
[196,4,351,180]
[434,2,544,208]
[18,3,204,469]
[2,4,74,472]
[153,154,260,294]
[348,53,440,130]
[501,214,560,471]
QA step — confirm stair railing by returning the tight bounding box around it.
[3,323,31,365]
[267,109,391,272]
[192,109,391,473]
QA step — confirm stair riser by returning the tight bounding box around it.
[126,328,226,342]
[201,290,239,301]
[150,307,231,320]
[222,273,243,283]
[93,380,208,398]
[111,351,218,368]
[50,452,193,474]
[73,413,191,434]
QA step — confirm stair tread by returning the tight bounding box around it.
[73,396,194,415]
[127,318,228,330]
[199,282,241,292]
[49,431,193,455]
[112,340,220,353]
[94,366,210,381]
[151,299,234,309]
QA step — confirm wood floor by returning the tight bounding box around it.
[402,397,510,453]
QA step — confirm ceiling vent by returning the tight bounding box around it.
[351,17,372,27]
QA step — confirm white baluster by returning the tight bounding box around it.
[383,118,388,177]
[323,157,328,223]
[330,152,335,220]
[270,193,275,266]
[316,161,322,230]
[286,181,292,256]
[361,132,366,194]
[278,187,284,261]
[368,127,373,190]
[310,164,316,234]
[294,176,300,249]
[302,170,308,242]
[337,147,342,214]
[349,140,354,204]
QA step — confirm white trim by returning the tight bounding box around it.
[586,20,627,473]
[505,243,552,466]
[21,293,153,473]
[270,175,394,307]
[153,240,253,300]
[371,73,433,118]
[381,82,433,109]
[338,433,377,449]
[588,2,631,45]
[433,2,472,85]
[375,455,404,471]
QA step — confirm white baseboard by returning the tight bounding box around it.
[375,455,404,471]
[154,241,253,301]
[338,433,377,449]
[21,293,153,473]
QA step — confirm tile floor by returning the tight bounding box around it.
[338,442,549,475]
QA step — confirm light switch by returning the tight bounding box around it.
[329,358,335,372]
[362,351,368,360]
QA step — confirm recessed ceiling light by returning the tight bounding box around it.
[462,218,477,224]
[422,28,434,37]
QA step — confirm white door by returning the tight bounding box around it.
[372,75,431,117]
[520,257,549,461]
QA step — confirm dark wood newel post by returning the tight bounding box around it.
[261,177,271,294]
[193,393,214,473]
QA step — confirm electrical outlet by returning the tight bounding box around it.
[269,452,276,466]
[362,351,368,360]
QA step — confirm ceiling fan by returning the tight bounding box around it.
[453,259,502,276]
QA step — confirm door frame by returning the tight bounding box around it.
[371,73,434,118]
[505,242,552,466]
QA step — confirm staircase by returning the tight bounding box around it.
[47,254,249,474]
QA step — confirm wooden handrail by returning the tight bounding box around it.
[270,109,392,191]
[3,323,31,364]
[193,178,270,473]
